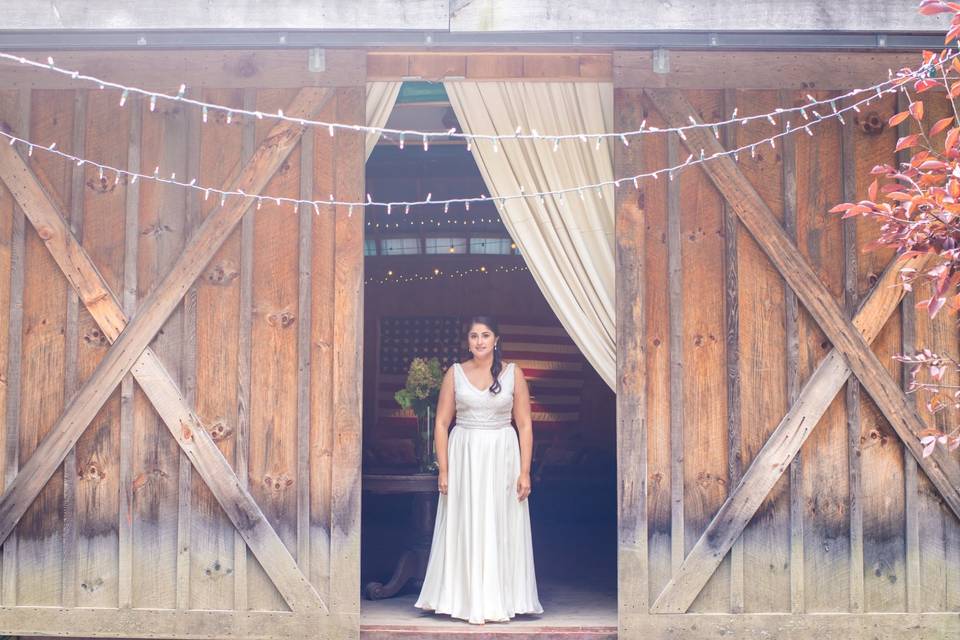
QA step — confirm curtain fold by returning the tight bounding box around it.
[445,82,616,389]
[366,81,402,159]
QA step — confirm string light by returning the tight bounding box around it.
[365,263,529,286]
[0,51,946,148]
[0,54,939,217]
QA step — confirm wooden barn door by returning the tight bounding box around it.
[0,50,364,640]
[615,51,960,638]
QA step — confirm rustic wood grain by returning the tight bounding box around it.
[0,86,334,613]
[733,89,790,613]
[614,86,648,617]
[192,87,244,611]
[248,88,302,612]
[680,91,730,613]
[638,92,673,604]
[118,93,142,610]
[329,85,364,617]
[74,88,126,609]
[18,88,71,606]
[135,86,187,610]
[645,88,945,614]
[0,50,366,90]
[0,88,28,606]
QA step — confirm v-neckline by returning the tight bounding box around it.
[457,362,508,393]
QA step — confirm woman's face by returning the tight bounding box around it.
[468,323,497,357]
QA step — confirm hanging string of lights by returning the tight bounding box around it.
[0,50,945,148]
[0,63,921,217]
[367,216,501,228]
[365,264,528,286]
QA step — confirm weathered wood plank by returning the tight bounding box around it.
[134,87,187,610]
[615,52,920,90]
[74,88,127,609]
[0,86,336,613]
[638,92,672,604]
[614,86,648,616]
[680,90,729,613]
[367,53,613,82]
[248,88,302,612]
[453,1,947,33]
[0,50,366,90]
[309,93,337,604]
[0,88,28,606]
[235,87,256,612]
[734,89,790,613]
[648,86,960,520]
[793,91,849,614]
[60,88,86,610]
[178,90,202,610]
[619,611,960,640]
[192,87,244,611]
[329,85,365,617]
[722,89,743,615]
[17,88,71,606]
[857,89,906,613]
[781,91,803,614]
[118,94,142,609]
[667,128,684,578]
[840,105,864,615]
[296,126,314,573]
[645,87,943,614]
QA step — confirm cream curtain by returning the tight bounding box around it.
[366,82,402,159]
[445,82,616,389]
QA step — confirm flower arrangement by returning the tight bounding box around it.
[394,357,443,472]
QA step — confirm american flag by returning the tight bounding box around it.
[375,316,585,432]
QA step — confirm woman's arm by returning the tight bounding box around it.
[434,366,455,494]
[512,364,533,501]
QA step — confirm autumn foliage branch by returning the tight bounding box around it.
[830,1,960,454]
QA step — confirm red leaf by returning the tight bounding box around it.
[828,203,855,213]
[946,127,960,151]
[947,24,960,43]
[889,110,911,127]
[920,2,954,15]
[868,178,879,201]
[915,79,941,93]
[887,191,913,201]
[931,116,955,136]
[897,134,922,151]
[910,100,925,121]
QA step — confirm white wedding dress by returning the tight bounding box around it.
[414,361,544,624]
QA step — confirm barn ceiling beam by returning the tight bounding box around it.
[644,87,960,614]
[0,87,334,614]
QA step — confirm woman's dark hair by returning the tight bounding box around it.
[467,315,503,395]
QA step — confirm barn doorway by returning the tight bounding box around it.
[358,82,617,635]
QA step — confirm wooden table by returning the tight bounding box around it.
[362,472,439,600]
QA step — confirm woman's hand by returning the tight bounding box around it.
[516,472,531,502]
[438,470,448,495]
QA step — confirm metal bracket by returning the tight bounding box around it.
[308,48,325,73]
[653,48,670,74]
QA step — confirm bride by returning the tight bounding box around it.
[414,315,544,624]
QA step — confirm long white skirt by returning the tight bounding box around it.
[414,425,543,624]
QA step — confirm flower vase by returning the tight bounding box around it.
[416,406,435,473]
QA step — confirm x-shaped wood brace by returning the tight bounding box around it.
[643,89,960,613]
[0,87,334,613]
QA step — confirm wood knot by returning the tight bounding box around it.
[208,420,234,441]
[263,473,293,492]
[686,227,705,242]
[267,309,296,329]
[132,468,169,493]
[203,559,234,579]
[79,461,106,482]
[236,57,258,78]
[180,421,193,441]
[83,328,110,348]
[80,577,105,592]
[86,176,116,194]
[204,261,240,286]
[142,223,174,238]
[857,111,885,136]
[36,225,54,240]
